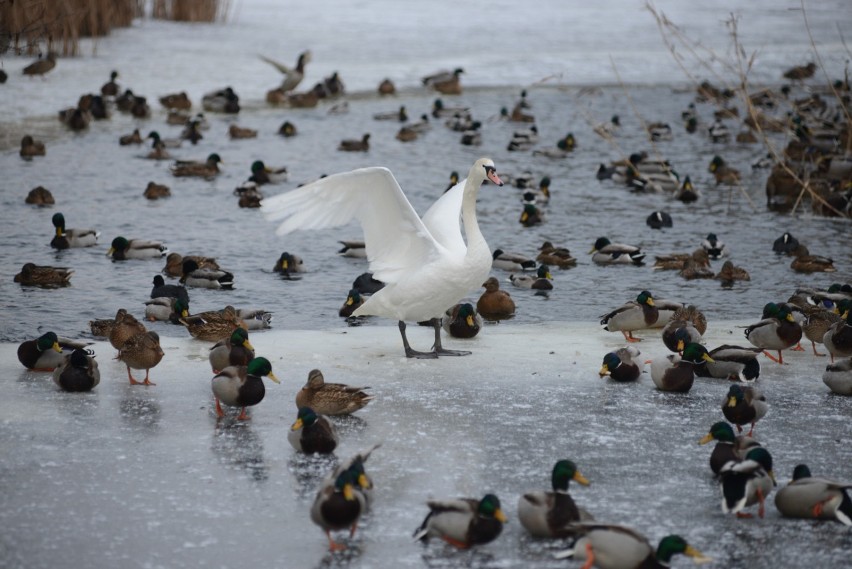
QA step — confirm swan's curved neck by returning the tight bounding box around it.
[462,176,487,255]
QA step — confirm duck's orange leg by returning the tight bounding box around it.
[327,531,347,552]
[623,331,641,343]
[581,543,595,569]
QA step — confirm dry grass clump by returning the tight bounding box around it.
[152,0,230,22]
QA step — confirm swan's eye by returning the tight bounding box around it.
[484,166,495,175]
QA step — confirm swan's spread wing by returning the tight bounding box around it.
[421,177,466,256]
[262,167,440,284]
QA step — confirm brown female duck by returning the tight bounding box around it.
[295,369,373,416]
[476,277,515,321]
[118,331,164,385]
[14,263,73,287]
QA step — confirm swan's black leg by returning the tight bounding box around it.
[431,318,471,356]
[399,320,437,359]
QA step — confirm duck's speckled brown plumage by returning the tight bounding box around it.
[14,263,73,287]
[295,369,373,416]
[117,331,164,385]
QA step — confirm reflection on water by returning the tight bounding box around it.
[327,414,369,438]
[210,421,268,482]
[288,452,339,501]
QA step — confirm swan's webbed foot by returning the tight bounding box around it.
[405,347,438,359]
[435,348,471,357]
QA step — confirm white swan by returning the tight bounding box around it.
[262,157,504,358]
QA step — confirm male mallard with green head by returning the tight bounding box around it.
[311,468,365,551]
[649,342,714,393]
[720,447,776,518]
[518,460,592,538]
[413,493,506,549]
[108,236,168,260]
[209,328,254,373]
[50,213,99,249]
[554,525,710,567]
[18,332,89,371]
[744,303,802,364]
[170,153,222,178]
[599,346,643,382]
[443,303,483,339]
[698,421,762,476]
[600,290,660,342]
[211,357,278,420]
[722,384,768,436]
[775,464,852,525]
[288,406,338,454]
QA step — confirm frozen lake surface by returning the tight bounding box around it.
[1,0,851,567]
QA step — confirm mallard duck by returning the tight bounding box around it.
[533,134,575,158]
[708,155,741,185]
[695,345,762,382]
[774,464,852,525]
[151,274,190,306]
[143,181,170,200]
[59,107,90,131]
[600,291,662,342]
[261,50,310,96]
[98,70,119,96]
[145,132,171,160]
[338,134,370,152]
[679,257,714,280]
[491,249,536,272]
[673,175,700,203]
[708,120,730,143]
[272,252,305,276]
[413,494,505,549]
[170,153,222,178]
[52,348,99,392]
[722,384,768,436]
[117,331,164,386]
[773,232,800,255]
[518,460,592,538]
[228,124,257,139]
[211,357,278,420]
[823,357,852,395]
[744,303,803,364]
[536,241,576,269]
[22,51,57,76]
[20,134,46,158]
[589,237,645,266]
[108,236,168,260]
[179,259,234,290]
[180,120,203,144]
[823,300,852,362]
[646,210,673,229]
[652,248,709,271]
[159,91,192,110]
[431,98,470,118]
[248,160,288,185]
[790,245,836,273]
[519,203,544,227]
[373,105,407,121]
[288,406,338,454]
[232,308,272,331]
[443,303,483,339]
[90,308,127,338]
[794,303,841,356]
[17,332,90,371]
[378,78,396,95]
[553,525,709,567]
[162,253,218,279]
[295,369,373,416]
[202,86,239,113]
[311,468,366,552]
[476,277,515,321]
[25,186,54,205]
[593,114,621,138]
[144,297,188,323]
[339,289,366,318]
[783,62,817,80]
[700,233,727,259]
[396,126,418,142]
[661,305,706,352]
[118,128,144,146]
[14,263,73,287]
[699,421,762,475]
[422,67,463,95]
[649,343,713,393]
[337,240,366,259]
[326,443,380,516]
[109,311,147,351]
[179,305,243,342]
[599,346,643,382]
[720,447,776,518]
[510,265,553,290]
[352,272,385,296]
[50,213,99,249]
[715,260,751,287]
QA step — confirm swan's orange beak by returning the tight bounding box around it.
[487,170,504,186]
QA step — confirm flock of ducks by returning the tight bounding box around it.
[10,44,852,567]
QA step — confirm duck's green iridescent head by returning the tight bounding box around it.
[457,303,477,325]
[333,469,358,501]
[636,290,655,307]
[682,342,713,365]
[229,327,251,347]
[591,237,611,252]
[247,357,277,382]
[552,459,590,492]
[537,265,552,279]
[291,406,319,431]
[110,236,129,252]
[207,153,222,164]
[761,302,779,318]
[600,352,621,377]
[672,327,691,351]
[174,299,189,317]
[709,155,724,172]
[744,447,775,482]
[699,421,736,445]
[656,535,704,563]
[37,331,60,352]
[477,494,507,523]
[726,384,745,406]
[346,289,362,305]
[51,213,66,232]
[791,464,812,481]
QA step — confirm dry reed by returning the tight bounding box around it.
[0,0,228,57]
